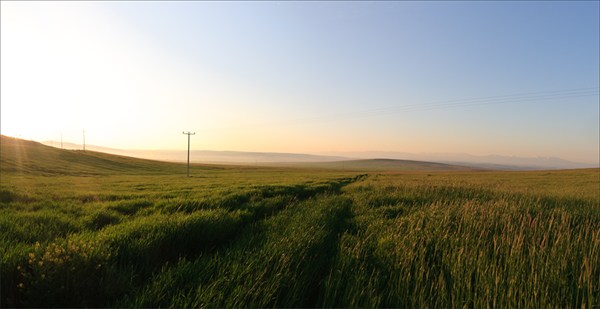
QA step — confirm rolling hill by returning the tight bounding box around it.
[42,140,598,170]
[41,140,350,163]
[4,136,477,174]
[320,151,598,170]
[264,158,479,172]
[0,135,223,176]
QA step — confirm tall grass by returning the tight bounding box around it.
[1,170,361,307]
[1,155,598,308]
[127,194,352,308]
[323,174,600,308]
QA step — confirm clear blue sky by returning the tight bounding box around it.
[1,1,598,163]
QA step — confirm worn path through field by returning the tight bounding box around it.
[125,173,370,307]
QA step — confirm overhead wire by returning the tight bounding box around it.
[297,87,600,122]
[198,87,599,132]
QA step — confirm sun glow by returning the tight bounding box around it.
[1,2,215,149]
[1,2,598,164]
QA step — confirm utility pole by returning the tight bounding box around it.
[82,130,86,152]
[182,131,195,177]
[60,133,63,149]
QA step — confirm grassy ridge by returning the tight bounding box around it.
[1,136,599,307]
[1,135,190,175]
[263,158,477,172]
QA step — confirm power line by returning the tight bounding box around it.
[182,131,196,177]
[197,87,599,132]
[291,87,600,123]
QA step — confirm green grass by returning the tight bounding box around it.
[322,172,599,308]
[1,135,599,307]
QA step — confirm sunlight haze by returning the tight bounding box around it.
[1,1,598,164]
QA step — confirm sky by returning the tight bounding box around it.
[1,1,599,164]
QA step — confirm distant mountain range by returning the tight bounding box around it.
[41,140,598,170]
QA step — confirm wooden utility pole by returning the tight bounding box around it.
[182,131,195,177]
[83,130,86,152]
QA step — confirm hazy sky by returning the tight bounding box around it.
[1,1,599,163]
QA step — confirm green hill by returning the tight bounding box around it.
[1,135,477,175]
[267,158,479,172]
[0,135,214,176]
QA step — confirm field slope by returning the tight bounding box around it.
[1,135,599,308]
[268,158,478,171]
[0,135,214,175]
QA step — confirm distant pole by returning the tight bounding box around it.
[61,133,63,149]
[183,131,196,177]
[82,130,86,152]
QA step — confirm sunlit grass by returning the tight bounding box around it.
[323,173,599,308]
[1,136,598,307]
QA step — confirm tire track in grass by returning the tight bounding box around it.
[4,175,366,308]
[122,175,368,308]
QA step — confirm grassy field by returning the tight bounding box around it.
[1,136,599,307]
